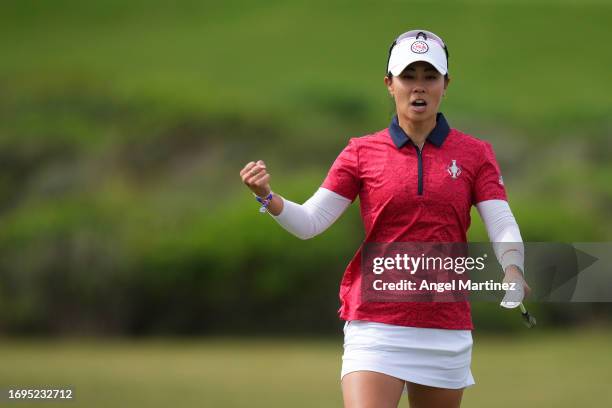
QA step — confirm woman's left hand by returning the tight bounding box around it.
[502,265,532,304]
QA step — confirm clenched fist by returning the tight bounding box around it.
[240,160,271,198]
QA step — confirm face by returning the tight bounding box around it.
[384,61,449,123]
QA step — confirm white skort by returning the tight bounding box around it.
[341,320,476,391]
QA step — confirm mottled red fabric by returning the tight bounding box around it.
[322,126,507,330]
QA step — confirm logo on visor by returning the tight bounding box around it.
[447,160,462,179]
[411,41,429,54]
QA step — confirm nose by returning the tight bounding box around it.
[412,80,426,94]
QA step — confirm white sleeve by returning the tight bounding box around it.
[269,187,352,240]
[476,199,525,274]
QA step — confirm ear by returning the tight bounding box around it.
[384,75,394,94]
[444,76,451,90]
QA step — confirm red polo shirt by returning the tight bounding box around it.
[321,113,507,330]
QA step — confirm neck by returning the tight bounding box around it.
[398,113,437,148]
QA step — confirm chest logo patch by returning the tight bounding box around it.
[447,160,462,179]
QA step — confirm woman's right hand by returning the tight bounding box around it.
[240,160,271,197]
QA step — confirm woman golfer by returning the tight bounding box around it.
[240,29,531,408]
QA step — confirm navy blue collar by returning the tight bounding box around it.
[389,112,450,149]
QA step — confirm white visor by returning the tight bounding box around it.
[387,36,448,76]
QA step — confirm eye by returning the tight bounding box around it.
[426,75,438,80]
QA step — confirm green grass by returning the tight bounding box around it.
[1,329,611,407]
[1,0,611,142]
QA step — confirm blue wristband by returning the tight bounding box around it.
[254,192,273,213]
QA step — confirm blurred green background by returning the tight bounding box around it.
[1,0,611,406]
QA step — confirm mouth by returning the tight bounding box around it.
[410,99,427,112]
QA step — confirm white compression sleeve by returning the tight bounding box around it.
[270,187,351,240]
[476,199,525,274]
